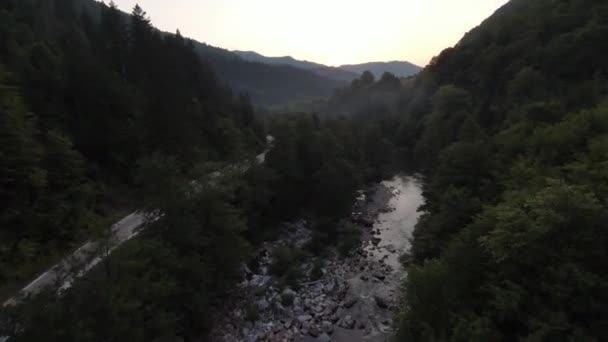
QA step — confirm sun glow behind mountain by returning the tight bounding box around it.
[110,0,509,66]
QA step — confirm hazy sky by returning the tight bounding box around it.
[109,0,509,67]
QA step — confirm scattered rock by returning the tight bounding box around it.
[298,314,313,323]
[213,180,415,341]
[309,324,320,337]
[256,298,269,311]
[250,274,271,288]
[343,297,358,308]
[321,321,333,334]
[317,333,331,342]
[400,253,413,267]
[340,315,355,329]
[282,288,297,297]
[374,295,390,309]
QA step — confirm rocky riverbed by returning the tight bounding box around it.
[215,176,424,342]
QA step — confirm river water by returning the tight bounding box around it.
[305,175,425,342]
[364,175,425,272]
[217,175,425,342]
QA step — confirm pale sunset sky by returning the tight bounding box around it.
[109,0,509,67]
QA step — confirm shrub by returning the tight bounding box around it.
[310,259,324,280]
[281,293,295,306]
[270,245,307,277]
[254,286,266,297]
[245,304,260,322]
[337,223,362,255]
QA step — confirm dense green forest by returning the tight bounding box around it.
[323,0,608,340]
[391,0,608,340]
[1,0,608,341]
[0,1,392,340]
[195,44,347,108]
[0,0,267,338]
[0,0,265,294]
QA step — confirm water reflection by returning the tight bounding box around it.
[364,175,425,272]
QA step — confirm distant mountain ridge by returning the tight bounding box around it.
[233,50,422,80]
[80,1,348,108]
[82,1,418,107]
[191,43,348,107]
[339,61,422,79]
[233,50,360,82]
[232,50,326,70]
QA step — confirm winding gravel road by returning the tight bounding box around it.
[3,138,274,308]
[2,212,146,307]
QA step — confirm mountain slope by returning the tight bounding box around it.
[195,44,346,107]
[233,50,422,81]
[233,50,360,82]
[233,50,325,70]
[387,0,608,340]
[340,61,422,79]
[0,2,266,337]
[74,1,347,108]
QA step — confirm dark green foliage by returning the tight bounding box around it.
[398,182,608,341]
[4,0,607,341]
[5,156,255,341]
[0,0,263,288]
[0,1,376,339]
[237,112,390,254]
[245,304,260,322]
[280,292,295,307]
[0,69,92,288]
[387,1,608,340]
[270,246,307,279]
[196,43,347,108]
[327,71,402,119]
[309,259,324,281]
[336,223,362,256]
[0,0,264,340]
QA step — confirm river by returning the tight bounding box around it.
[364,175,424,272]
[319,175,424,342]
[217,175,425,342]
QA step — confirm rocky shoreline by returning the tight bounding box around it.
[215,178,414,342]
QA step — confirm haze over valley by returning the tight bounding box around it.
[1,1,607,342]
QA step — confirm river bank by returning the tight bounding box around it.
[215,175,424,342]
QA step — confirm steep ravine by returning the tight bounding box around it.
[216,175,424,342]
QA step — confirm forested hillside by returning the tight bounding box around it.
[0,0,263,306]
[2,0,607,341]
[71,0,348,109]
[390,0,608,340]
[327,70,404,118]
[0,1,395,340]
[233,50,422,83]
[339,61,421,79]
[315,0,608,339]
[195,43,347,108]
[233,50,360,82]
